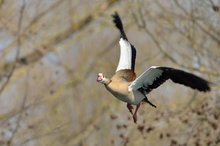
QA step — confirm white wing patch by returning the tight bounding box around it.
[128,66,163,91]
[116,38,132,72]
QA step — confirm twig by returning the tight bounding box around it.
[66,103,109,146]
[131,10,184,64]
[7,70,28,146]
[66,35,118,87]
[0,0,119,74]
[4,1,26,145]
[173,0,220,44]
[131,9,220,77]
[17,121,70,146]
[0,0,26,96]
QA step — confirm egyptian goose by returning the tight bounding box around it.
[97,12,210,123]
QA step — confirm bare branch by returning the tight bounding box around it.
[0,0,119,79]
[0,0,26,96]
[17,122,70,146]
[131,6,220,77]
[173,0,220,44]
[7,69,28,146]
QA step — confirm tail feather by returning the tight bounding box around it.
[112,12,127,40]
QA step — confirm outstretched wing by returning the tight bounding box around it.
[112,12,136,72]
[128,66,210,93]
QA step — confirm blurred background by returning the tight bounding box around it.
[0,0,219,146]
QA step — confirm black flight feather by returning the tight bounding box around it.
[112,12,128,40]
[141,67,210,93]
[131,45,136,70]
[161,67,210,92]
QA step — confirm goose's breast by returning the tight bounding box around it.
[106,81,145,105]
[105,81,130,102]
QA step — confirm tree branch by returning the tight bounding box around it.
[0,0,26,96]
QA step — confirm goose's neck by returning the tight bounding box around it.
[102,78,111,86]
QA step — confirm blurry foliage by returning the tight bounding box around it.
[0,0,219,146]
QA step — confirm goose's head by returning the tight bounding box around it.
[97,73,110,85]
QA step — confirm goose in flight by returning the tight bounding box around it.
[97,12,210,123]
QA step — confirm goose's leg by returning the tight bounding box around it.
[143,98,157,108]
[133,104,140,123]
[138,88,156,108]
[127,103,133,115]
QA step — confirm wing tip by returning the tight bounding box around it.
[111,12,127,40]
[163,67,212,92]
[198,81,211,92]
